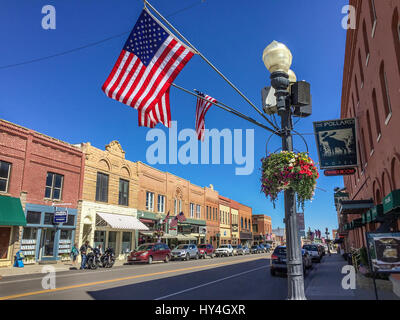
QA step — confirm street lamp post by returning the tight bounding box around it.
[263,41,306,300]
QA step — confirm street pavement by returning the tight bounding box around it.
[0,253,398,300]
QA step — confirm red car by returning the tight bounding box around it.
[128,243,171,264]
[197,244,214,259]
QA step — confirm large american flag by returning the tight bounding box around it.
[195,90,217,141]
[102,9,194,128]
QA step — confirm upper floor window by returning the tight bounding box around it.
[379,61,392,122]
[366,110,374,155]
[358,49,364,86]
[174,198,182,215]
[0,161,11,193]
[45,172,63,200]
[146,191,154,211]
[362,20,370,64]
[392,8,400,80]
[372,89,381,139]
[369,0,377,37]
[190,203,195,218]
[241,217,243,228]
[95,172,109,202]
[118,179,129,206]
[157,194,165,213]
[196,205,201,219]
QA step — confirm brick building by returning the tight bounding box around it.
[76,141,147,261]
[238,202,253,246]
[338,1,400,250]
[0,120,84,266]
[136,161,207,248]
[252,214,272,244]
[218,196,231,245]
[230,200,240,245]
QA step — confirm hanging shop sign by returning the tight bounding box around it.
[324,168,356,176]
[54,210,68,224]
[366,232,400,273]
[313,118,358,169]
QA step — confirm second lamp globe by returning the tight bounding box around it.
[262,41,293,74]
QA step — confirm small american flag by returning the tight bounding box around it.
[102,9,194,128]
[195,90,217,141]
[169,211,186,228]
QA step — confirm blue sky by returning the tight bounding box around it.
[0,0,348,235]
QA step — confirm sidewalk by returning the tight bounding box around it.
[0,260,126,278]
[305,253,399,300]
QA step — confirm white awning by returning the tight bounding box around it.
[96,212,149,231]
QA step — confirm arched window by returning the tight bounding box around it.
[372,89,381,139]
[241,217,243,229]
[392,8,400,77]
[362,20,370,63]
[379,61,392,120]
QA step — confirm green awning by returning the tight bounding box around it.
[383,189,400,214]
[0,195,26,226]
[370,204,384,222]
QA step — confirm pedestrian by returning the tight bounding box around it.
[97,243,103,255]
[80,240,92,270]
[70,243,79,268]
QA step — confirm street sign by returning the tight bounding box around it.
[54,210,68,224]
[313,118,358,169]
[324,168,356,176]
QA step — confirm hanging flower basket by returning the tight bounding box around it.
[261,151,319,210]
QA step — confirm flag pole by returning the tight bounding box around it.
[143,0,280,134]
[171,83,278,134]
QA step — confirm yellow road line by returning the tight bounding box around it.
[0,256,265,300]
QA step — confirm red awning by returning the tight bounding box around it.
[140,218,155,224]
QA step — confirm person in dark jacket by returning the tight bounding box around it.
[79,241,92,270]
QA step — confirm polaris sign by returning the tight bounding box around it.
[313,118,358,169]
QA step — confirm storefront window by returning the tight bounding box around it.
[121,232,132,254]
[0,227,11,259]
[94,231,106,250]
[108,231,117,251]
[23,227,37,240]
[59,230,72,256]
[26,211,41,224]
[44,213,55,225]
[63,214,75,226]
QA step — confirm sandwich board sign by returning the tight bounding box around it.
[313,118,358,169]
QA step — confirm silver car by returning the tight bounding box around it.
[171,244,199,261]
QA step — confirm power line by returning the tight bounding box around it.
[0,1,204,70]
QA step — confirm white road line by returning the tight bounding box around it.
[154,265,270,300]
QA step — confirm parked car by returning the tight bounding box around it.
[259,244,266,253]
[171,244,199,261]
[242,246,250,255]
[197,244,214,259]
[270,246,309,276]
[233,244,245,255]
[128,243,171,264]
[303,244,322,263]
[250,245,261,254]
[215,244,234,257]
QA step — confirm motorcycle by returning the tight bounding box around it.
[100,247,115,268]
[86,248,101,270]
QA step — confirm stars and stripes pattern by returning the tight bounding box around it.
[102,9,194,128]
[169,211,186,228]
[195,90,217,141]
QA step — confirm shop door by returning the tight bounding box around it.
[0,227,11,259]
[40,229,56,258]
